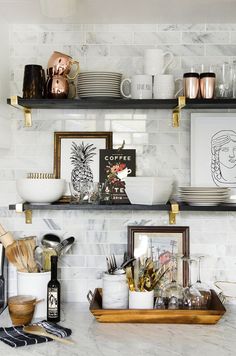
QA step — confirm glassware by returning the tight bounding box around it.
[191,255,211,309]
[215,62,232,98]
[182,257,203,309]
[162,254,183,309]
[231,60,236,98]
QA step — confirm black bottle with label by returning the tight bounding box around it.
[47,255,60,323]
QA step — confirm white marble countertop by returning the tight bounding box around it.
[0,303,236,356]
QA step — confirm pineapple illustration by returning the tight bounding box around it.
[70,141,96,190]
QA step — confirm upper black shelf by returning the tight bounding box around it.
[7,97,236,110]
[8,201,236,212]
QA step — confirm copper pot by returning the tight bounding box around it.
[47,51,79,80]
[46,75,69,99]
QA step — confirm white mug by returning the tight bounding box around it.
[120,75,152,99]
[153,74,182,99]
[144,49,174,75]
[129,290,154,309]
[117,167,132,180]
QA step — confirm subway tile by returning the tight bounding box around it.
[206,45,236,56]
[134,32,181,45]
[182,31,230,44]
[86,32,133,45]
[159,24,205,31]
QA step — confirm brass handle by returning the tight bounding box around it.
[67,60,80,80]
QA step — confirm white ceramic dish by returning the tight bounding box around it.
[16,178,66,204]
[123,177,173,205]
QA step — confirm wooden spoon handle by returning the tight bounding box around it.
[44,333,75,345]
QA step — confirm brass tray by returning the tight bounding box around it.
[87,288,226,324]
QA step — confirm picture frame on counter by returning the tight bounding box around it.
[191,113,236,201]
[54,131,113,198]
[127,226,190,287]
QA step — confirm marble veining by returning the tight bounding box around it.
[0,303,235,356]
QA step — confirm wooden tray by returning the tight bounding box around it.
[87,288,226,324]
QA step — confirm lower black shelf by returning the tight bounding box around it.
[8,201,236,212]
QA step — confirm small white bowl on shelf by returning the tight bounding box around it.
[123,177,173,205]
[16,178,66,204]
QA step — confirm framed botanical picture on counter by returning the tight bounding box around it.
[191,113,236,201]
[54,131,113,197]
[127,226,190,287]
[99,149,136,204]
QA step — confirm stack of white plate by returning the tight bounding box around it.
[77,71,122,98]
[179,187,230,206]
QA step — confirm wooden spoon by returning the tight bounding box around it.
[23,325,75,345]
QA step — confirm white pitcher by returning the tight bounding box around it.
[144,49,174,75]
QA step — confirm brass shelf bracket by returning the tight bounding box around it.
[169,202,179,225]
[10,96,32,127]
[15,203,32,224]
[172,96,186,128]
[25,210,32,224]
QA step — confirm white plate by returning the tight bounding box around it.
[179,186,230,192]
[79,94,121,98]
[187,202,221,206]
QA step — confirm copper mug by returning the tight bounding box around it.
[47,51,80,80]
[46,75,74,99]
[46,68,76,99]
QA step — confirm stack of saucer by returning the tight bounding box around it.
[179,186,230,206]
[77,71,122,99]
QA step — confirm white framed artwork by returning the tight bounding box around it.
[191,113,236,199]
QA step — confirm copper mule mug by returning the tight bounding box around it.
[47,51,80,80]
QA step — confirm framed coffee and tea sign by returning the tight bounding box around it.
[100,149,136,204]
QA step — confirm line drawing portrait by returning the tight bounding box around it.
[211,130,236,187]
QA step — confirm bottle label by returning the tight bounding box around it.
[48,287,58,317]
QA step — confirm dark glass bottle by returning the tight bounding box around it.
[47,255,60,323]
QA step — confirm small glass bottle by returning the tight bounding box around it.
[47,255,60,323]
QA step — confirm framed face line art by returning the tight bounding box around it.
[191,113,236,193]
[54,131,113,199]
[127,226,190,287]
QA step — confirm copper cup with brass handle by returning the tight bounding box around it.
[47,51,80,80]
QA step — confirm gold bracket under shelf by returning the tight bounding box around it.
[172,96,186,128]
[169,202,179,224]
[15,203,32,224]
[10,96,32,127]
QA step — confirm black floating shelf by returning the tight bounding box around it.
[7,97,236,110]
[8,202,236,212]
[8,202,169,211]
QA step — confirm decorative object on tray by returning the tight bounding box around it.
[77,71,122,99]
[123,176,173,205]
[127,226,189,287]
[99,144,136,204]
[16,174,66,204]
[191,113,236,202]
[88,288,226,324]
[178,186,230,206]
[54,131,113,200]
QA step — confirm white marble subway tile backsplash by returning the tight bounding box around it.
[4,22,236,301]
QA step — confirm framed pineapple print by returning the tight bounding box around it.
[54,132,113,199]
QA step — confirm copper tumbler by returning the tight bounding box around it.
[200,72,216,99]
[183,72,199,99]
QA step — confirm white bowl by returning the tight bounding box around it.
[16,179,66,204]
[123,177,173,205]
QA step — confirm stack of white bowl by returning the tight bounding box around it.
[77,71,122,98]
